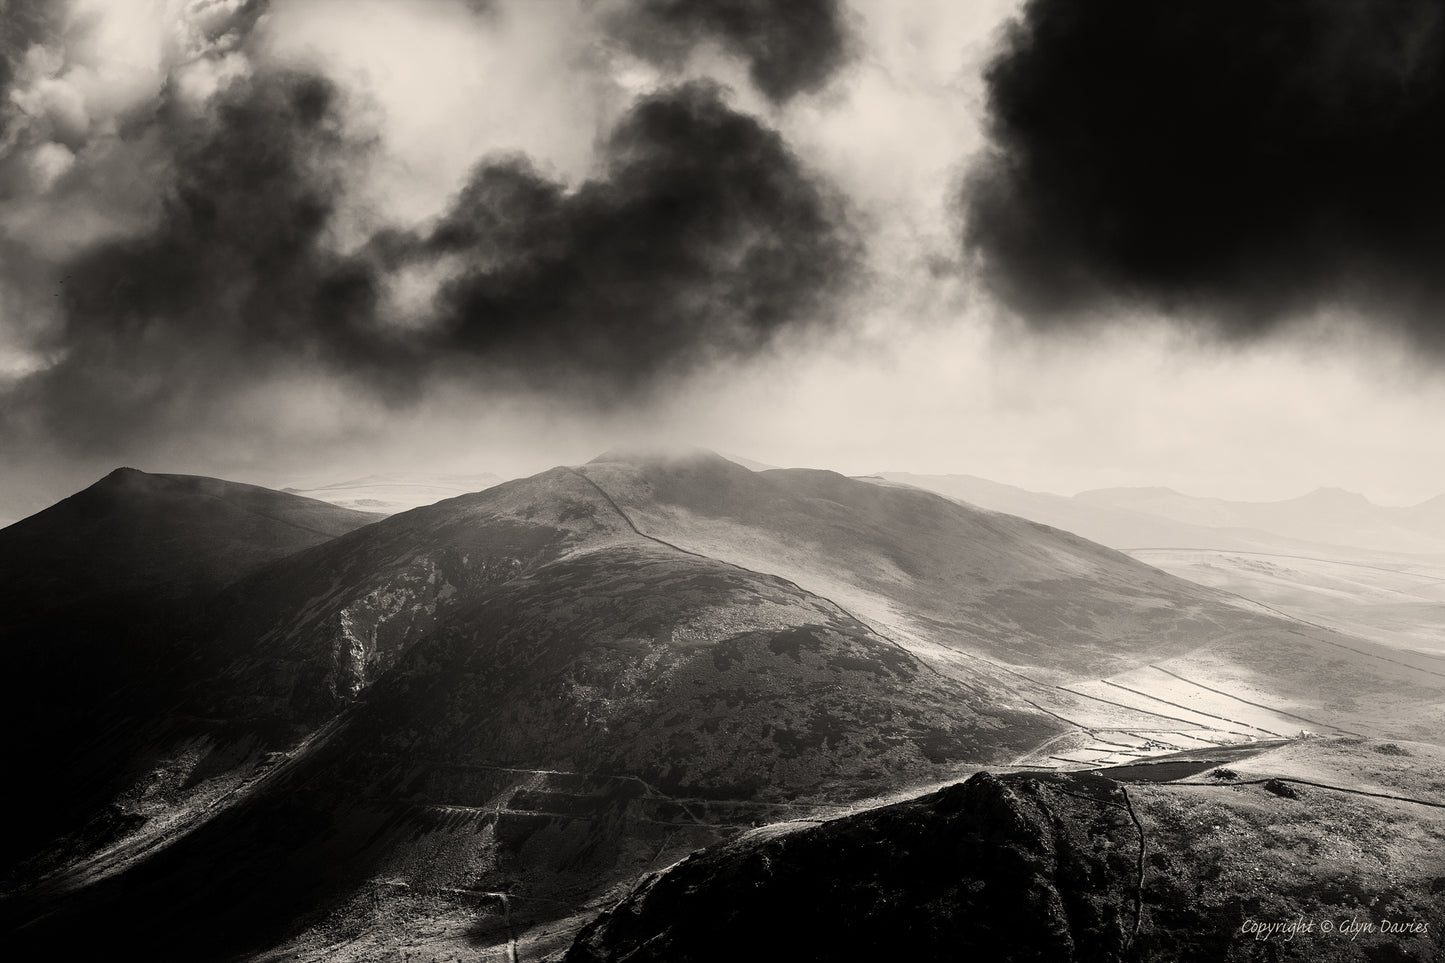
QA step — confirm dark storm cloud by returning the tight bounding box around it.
[5,78,857,451]
[0,1,53,78]
[961,0,1445,348]
[0,0,58,141]
[413,81,859,392]
[4,69,382,453]
[608,0,857,103]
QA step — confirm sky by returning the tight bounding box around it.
[2,0,1444,523]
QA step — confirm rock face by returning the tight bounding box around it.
[567,770,1141,963]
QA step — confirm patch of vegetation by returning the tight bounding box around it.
[1208,768,1237,781]
[1262,779,1300,799]
[1374,743,1410,757]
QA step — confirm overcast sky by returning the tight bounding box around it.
[3,0,1444,523]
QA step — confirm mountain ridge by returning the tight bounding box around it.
[5,450,1443,962]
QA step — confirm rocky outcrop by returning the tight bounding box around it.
[566,770,1139,963]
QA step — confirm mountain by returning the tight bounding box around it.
[0,467,381,614]
[4,451,1444,961]
[1077,485,1445,558]
[578,454,1445,747]
[882,472,1445,656]
[582,453,1233,676]
[0,457,1057,959]
[876,472,1430,558]
[283,471,506,515]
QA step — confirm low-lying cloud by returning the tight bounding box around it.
[4,64,858,455]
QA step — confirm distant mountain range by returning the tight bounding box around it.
[2,452,1441,961]
[878,473,1445,560]
[880,473,1445,655]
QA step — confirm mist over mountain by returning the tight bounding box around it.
[1077,485,1445,557]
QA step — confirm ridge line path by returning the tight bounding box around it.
[565,466,945,678]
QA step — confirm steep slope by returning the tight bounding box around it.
[191,467,644,726]
[0,470,380,873]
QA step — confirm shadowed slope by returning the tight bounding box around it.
[0,470,381,873]
[0,467,380,615]
[11,452,1441,962]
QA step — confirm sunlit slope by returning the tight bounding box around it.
[578,451,1445,748]
[1132,549,1445,655]
[580,451,1230,677]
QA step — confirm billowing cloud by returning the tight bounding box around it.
[3,72,858,454]
[414,81,860,391]
[961,0,1445,350]
[4,67,373,452]
[605,0,858,103]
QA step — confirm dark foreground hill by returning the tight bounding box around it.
[569,746,1445,963]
